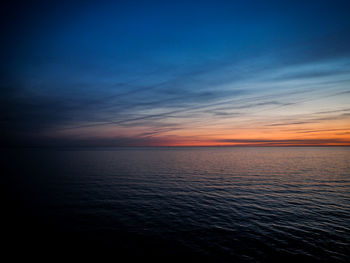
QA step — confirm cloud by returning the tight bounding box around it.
[1,2,350,147]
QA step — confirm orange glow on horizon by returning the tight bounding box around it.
[48,106,350,147]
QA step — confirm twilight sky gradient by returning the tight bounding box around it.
[1,0,350,147]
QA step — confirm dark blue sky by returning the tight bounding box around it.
[1,0,350,146]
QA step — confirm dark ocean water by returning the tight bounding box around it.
[4,147,350,262]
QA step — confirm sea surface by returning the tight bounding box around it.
[4,147,350,262]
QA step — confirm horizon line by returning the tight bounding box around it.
[2,145,350,149]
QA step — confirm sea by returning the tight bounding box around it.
[4,147,350,262]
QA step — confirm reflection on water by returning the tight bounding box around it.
[5,147,350,262]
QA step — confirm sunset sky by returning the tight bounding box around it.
[1,0,350,147]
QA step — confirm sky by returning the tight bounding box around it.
[1,0,350,147]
